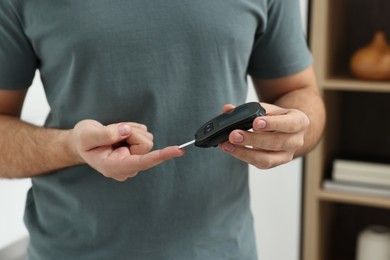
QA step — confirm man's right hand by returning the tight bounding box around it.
[72,120,184,181]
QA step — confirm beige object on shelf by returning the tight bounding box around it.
[349,31,390,81]
[356,226,390,260]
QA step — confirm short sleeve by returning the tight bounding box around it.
[247,0,312,79]
[0,0,37,89]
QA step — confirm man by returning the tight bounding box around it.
[0,0,325,259]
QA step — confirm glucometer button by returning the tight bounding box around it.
[204,123,214,134]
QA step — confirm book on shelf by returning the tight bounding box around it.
[323,180,390,198]
[332,159,390,188]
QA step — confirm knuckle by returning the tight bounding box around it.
[277,154,293,167]
[287,136,304,150]
[100,170,112,178]
[295,112,310,132]
[146,140,154,150]
[285,110,309,132]
[285,153,294,162]
[127,171,139,178]
[140,124,148,131]
[99,166,112,178]
[249,153,273,169]
[106,170,139,181]
[295,137,305,149]
[301,114,310,128]
[251,151,295,170]
[134,141,153,155]
[105,128,117,144]
[247,156,259,167]
[113,176,128,182]
[255,158,274,169]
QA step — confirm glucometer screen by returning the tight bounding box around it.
[218,107,249,127]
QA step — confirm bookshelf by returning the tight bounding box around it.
[302,1,390,260]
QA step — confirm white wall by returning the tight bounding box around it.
[0,1,308,258]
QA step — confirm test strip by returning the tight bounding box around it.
[178,140,195,149]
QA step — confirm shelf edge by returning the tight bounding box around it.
[322,79,390,93]
[317,190,390,209]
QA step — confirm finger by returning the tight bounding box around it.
[222,104,236,113]
[95,146,184,180]
[96,146,140,180]
[219,141,293,169]
[126,123,153,140]
[128,146,185,172]
[253,111,309,133]
[127,122,148,132]
[131,127,153,141]
[78,121,134,150]
[112,170,139,182]
[125,128,154,155]
[228,130,303,152]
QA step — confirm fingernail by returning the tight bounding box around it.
[176,149,185,157]
[223,143,235,153]
[255,119,267,129]
[119,124,130,136]
[233,132,244,143]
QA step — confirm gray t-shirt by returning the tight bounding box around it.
[0,0,311,259]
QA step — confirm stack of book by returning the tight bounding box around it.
[323,159,390,198]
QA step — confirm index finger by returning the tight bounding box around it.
[129,146,185,172]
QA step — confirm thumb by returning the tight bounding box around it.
[97,123,132,147]
[222,104,236,113]
[76,120,132,150]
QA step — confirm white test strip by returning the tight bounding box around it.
[178,139,195,149]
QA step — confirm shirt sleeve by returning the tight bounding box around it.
[247,0,312,79]
[0,0,37,89]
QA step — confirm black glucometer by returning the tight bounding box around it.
[179,102,266,148]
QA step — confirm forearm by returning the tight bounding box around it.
[273,87,325,157]
[0,115,82,178]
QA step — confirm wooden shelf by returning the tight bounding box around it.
[302,1,390,260]
[318,190,390,209]
[322,78,390,93]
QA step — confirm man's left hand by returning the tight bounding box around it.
[219,103,309,169]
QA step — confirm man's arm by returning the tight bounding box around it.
[219,65,326,169]
[0,89,76,178]
[253,65,325,156]
[0,89,184,180]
